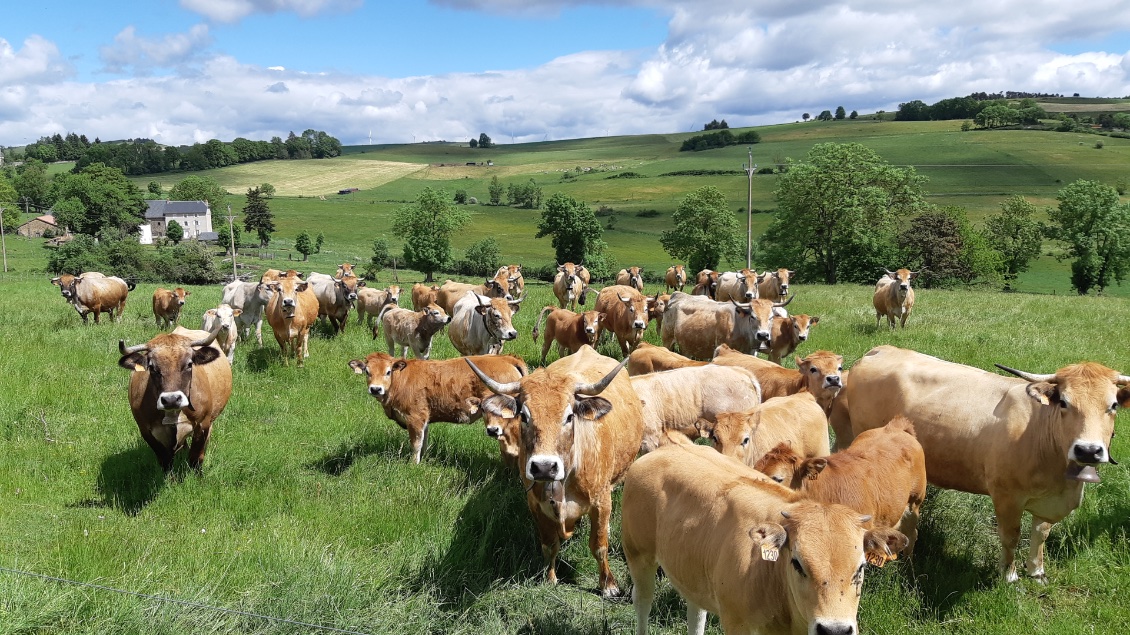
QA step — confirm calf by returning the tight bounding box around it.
[873,268,918,329]
[152,287,190,328]
[376,303,450,360]
[627,342,708,376]
[201,303,243,363]
[664,264,687,293]
[713,345,843,413]
[615,266,645,293]
[221,280,273,346]
[701,391,831,467]
[357,285,401,328]
[594,285,651,357]
[411,283,440,311]
[630,365,761,453]
[764,314,820,364]
[532,306,605,365]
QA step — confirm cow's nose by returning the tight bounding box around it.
[486,425,502,439]
[585,327,595,334]
[900,284,909,291]
[177,300,185,305]
[815,623,854,635]
[633,320,646,329]
[283,298,295,307]
[528,458,562,481]
[798,335,807,341]
[756,331,771,342]
[827,375,842,387]
[744,291,754,299]
[505,330,518,340]
[1073,443,1105,464]
[780,285,788,293]
[369,385,385,398]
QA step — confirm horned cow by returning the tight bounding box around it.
[664,264,687,293]
[264,272,319,367]
[449,292,522,356]
[51,272,132,324]
[873,268,918,329]
[152,287,190,328]
[594,285,651,357]
[714,269,758,302]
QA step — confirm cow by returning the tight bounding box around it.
[627,342,708,376]
[465,345,644,597]
[264,272,319,367]
[498,264,525,298]
[152,287,190,328]
[630,365,762,453]
[646,292,669,333]
[221,280,273,347]
[449,292,522,356]
[483,403,523,471]
[350,352,527,464]
[713,345,843,413]
[260,269,303,284]
[435,277,511,315]
[701,391,832,467]
[715,268,758,302]
[201,304,242,363]
[661,293,793,360]
[691,269,720,298]
[873,268,918,329]
[753,416,927,555]
[664,264,687,293]
[308,272,363,334]
[532,306,605,365]
[764,314,820,364]
[615,267,645,293]
[51,272,132,324]
[623,443,908,635]
[336,262,356,278]
[831,345,1130,583]
[594,285,652,357]
[356,285,401,329]
[552,263,584,310]
[758,268,794,302]
[376,303,450,360]
[117,325,233,472]
[411,283,441,311]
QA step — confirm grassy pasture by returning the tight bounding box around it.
[2,274,1130,634]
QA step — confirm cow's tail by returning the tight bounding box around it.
[886,415,917,437]
[532,305,554,342]
[374,303,397,339]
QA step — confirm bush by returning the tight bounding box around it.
[659,169,743,177]
[45,235,222,284]
[757,167,775,174]
[606,172,645,180]
[467,196,478,205]
[1095,140,1105,149]
[160,240,223,285]
[635,209,661,218]
[595,205,616,217]
[457,237,501,277]
[454,189,468,204]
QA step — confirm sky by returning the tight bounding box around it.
[2,0,1130,148]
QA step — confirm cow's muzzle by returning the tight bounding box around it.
[485,424,503,439]
[756,331,771,342]
[814,621,855,635]
[1071,442,1107,465]
[633,320,646,330]
[825,375,842,388]
[899,284,909,291]
[158,391,189,411]
[527,455,564,482]
[368,385,386,399]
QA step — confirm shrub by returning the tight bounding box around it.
[454,189,468,204]
[659,169,743,177]
[757,167,775,174]
[457,237,501,277]
[467,196,478,205]
[605,172,644,180]
[635,209,661,218]
[1095,140,1105,149]
[595,205,615,217]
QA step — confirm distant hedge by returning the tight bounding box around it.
[606,172,645,179]
[659,169,744,177]
[679,129,761,152]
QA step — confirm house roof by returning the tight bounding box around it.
[198,232,219,241]
[18,214,57,228]
[145,200,211,220]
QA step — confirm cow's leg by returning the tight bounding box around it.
[617,336,631,359]
[275,332,289,366]
[255,318,263,347]
[406,418,429,464]
[590,488,621,597]
[991,494,1024,582]
[627,553,658,635]
[187,424,212,472]
[301,327,311,359]
[1026,515,1056,583]
[527,494,562,585]
[138,424,175,472]
[540,336,552,366]
[92,309,102,324]
[899,503,921,556]
[686,600,708,635]
[900,308,911,328]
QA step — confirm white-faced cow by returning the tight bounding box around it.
[51,272,132,324]
[715,269,758,302]
[553,263,585,310]
[356,284,401,329]
[449,292,522,356]
[594,285,652,357]
[264,272,319,367]
[201,303,243,363]
[532,306,605,365]
[376,302,450,360]
[221,280,273,346]
[757,268,794,302]
[661,293,793,360]
[616,267,645,293]
[152,287,190,328]
[873,268,918,329]
[664,265,687,293]
[308,272,363,334]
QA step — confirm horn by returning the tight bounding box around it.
[119,340,149,355]
[773,295,795,308]
[188,324,221,348]
[509,295,525,305]
[884,268,895,276]
[1117,375,1130,386]
[464,358,521,395]
[575,357,629,396]
[617,293,629,302]
[730,299,751,309]
[994,364,1055,382]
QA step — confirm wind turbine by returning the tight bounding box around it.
[368,130,372,146]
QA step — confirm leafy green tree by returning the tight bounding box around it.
[898,206,1000,287]
[315,232,324,253]
[536,192,604,265]
[488,176,504,206]
[147,181,163,196]
[15,159,51,207]
[659,186,743,273]
[168,175,228,214]
[1048,179,1130,294]
[166,219,184,244]
[462,237,501,277]
[759,142,927,284]
[849,110,859,120]
[834,106,846,120]
[1114,112,1130,130]
[802,113,810,122]
[817,110,833,121]
[984,195,1044,290]
[49,163,147,237]
[242,186,275,248]
[363,237,391,280]
[216,219,241,255]
[260,183,276,198]
[478,133,493,149]
[294,230,313,261]
[454,189,468,204]
[0,176,18,232]
[392,187,469,282]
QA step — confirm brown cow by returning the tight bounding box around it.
[356,285,401,328]
[664,264,687,293]
[260,269,303,284]
[715,269,758,302]
[873,268,918,329]
[51,272,132,324]
[466,346,643,597]
[701,391,831,467]
[623,444,908,635]
[336,262,356,278]
[152,287,190,328]
[630,365,762,453]
[832,345,1130,582]
[264,272,319,367]
[646,292,669,333]
[691,269,719,298]
[627,342,708,376]
[552,263,584,310]
[661,293,792,360]
[594,285,651,357]
[713,345,843,413]
[615,266,645,293]
[498,264,525,298]
[376,303,450,360]
[117,325,232,472]
[757,268,794,302]
[532,306,605,365]
[350,352,527,464]
[435,275,511,315]
[754,416,927,555]
[764,314,819,364]
[411,283,440,311]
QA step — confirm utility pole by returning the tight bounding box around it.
[0,204,8,273]
[226,205,237,280]
[742,147,757,269]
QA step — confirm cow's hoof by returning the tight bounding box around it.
[600,584,622,599]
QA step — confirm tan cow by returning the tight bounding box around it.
[646,292,669,333]
[152,287,190,328]
[832,345,1130,583]
[264,272,319,367]
[466,346,643,597]
[336,262,355,278]
[713,345,843,412]
[498,264,525,298]
[691,269,719,298]
[661,293,792,360]
[623,443,908,635]
[664,264,687,293]
[435,277,511,315]
[51,272,132,324]
[757,268,794,302]
[117,325,232,472]
[356,285,401,328]
[594,285,651,357]
[532,306,605,365]
[308,272,363,334]
[350,352,527,464]
[627,342,708,376]
[702,391,831,467]
[411,283,440,311]
[201,303,242,363]
[715,269,758,302]
[260,269,303,284]
[376,303,450,360]
[873,268,918,329]
[754,416,927,555]
[764,314,819,364]
[616,266,645,293]
[449,292,522,356]
[552,263,584,310]
[630,365,762,453]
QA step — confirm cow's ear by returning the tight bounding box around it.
[694,418,712,437]
[348,360,368,375]
[796,357,809,371]
[192,345,222,366]
[809,316,819,325]
[205,309,217,317]
[482,394,517,418]
[802,458,827,480]
[864,528,909,568]
[750,523,788,561]
[509,301,521,314]
[119,352,147,372]
[573,396,613,420]
[475,304,491,315]
[1026,382,1058,406]
[358,280,366,287]
[466,397,481,415]
[1119,387,1130,409]
[391,360,408,372]
[232,309,242,316]
[296,282,309,292]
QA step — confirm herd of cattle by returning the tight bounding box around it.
[48,262,1127,635]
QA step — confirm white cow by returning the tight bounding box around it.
[201,303,243,363]
[220,280,274,346]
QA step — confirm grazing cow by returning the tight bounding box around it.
[691,269,720,298]
[627,342,708,376]
[616,267,645,293]
[631,365,762,453]
[449,292,522,356]
[264,272,319,367]
[757,268,794,302]
[713,345,843,412]
[498,264,525,298]
[117,325,233,472]
[221,280,273,346]
[356,285,401,328]
[646,292,669,333]
[701,391,832,467]
[552,263,585,310]
[466,346,644,597]
[764,314,820,364]
[661,293,793,360]
[594,285,651,357]
[664,264,687,293]
[201,304,243,363]
[152,287,190,328]
[532,306,605,365]
[873,268,918,329]
[51,272,132,324]
[754,416,927,555]
[376,303,450,360]
[435,277,511,315]
[308,272,363,334]
[350,352,527,464]
[411,283,441,311]
[623,444,908,635]
[832,345,1130,583]
[715,269,759,302]
[336,262,355,278]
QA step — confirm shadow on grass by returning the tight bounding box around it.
[94,442,168,516]
[245,346,274,373]
[1045,473,1130,560]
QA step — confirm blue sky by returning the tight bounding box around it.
[1,0,1129,147]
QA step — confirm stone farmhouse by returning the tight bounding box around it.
[16,214,61,238]
[140,200,216,244]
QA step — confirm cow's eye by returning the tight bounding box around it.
[809,367,818,374]
[184,361,193,371]
[1059,398,1068,409]
[563,412,574,427]
[791,558,806,578]
[838,366,843,372]
[772,475,784,484]
[1110,402,1118,413]
[741,435,750,447]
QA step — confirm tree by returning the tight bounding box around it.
[876,110,885,122]
[802,113,810,122]
[363,237,391,280]
[294,230,313,261]
[260,183,276,198]
[392,187,469,282]
[1114,112,1130,130]
[1047,179,1130,294]
[984,195,1044,290]
[242,186,275,248]
[849,110,859,120]
[169,175,227,215]
[834,106,847,120]
[817,110,833,121]
[49,163,147,237]
[147,181,163,196]
[898,206,1000,287]
[469,138,479,149]
[536,192,603,265]
[759,142,927,284]
[488,176,504,206]
[15,160,51,207]
[315,232,324,253]
[0,176,18,233]
[462,237,501,277]
[166,219,184,244]
[454,189,468,205]
[478,133,493,149]
[659,186,743,273]
[216,219,241,255]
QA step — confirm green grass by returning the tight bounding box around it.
[2,276,1129,634]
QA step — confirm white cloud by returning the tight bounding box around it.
[180,0,361,23]
[100,24,213,74]
[0,36,71,86]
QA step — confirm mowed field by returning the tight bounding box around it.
[2,273,1130,635]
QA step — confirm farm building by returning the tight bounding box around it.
[16,214,60,238]
[140,200,213,244]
